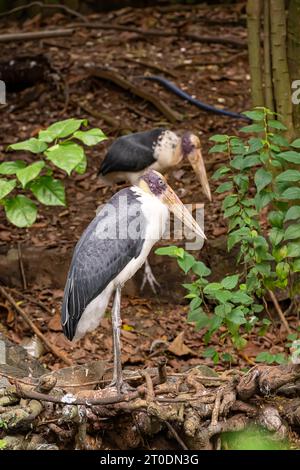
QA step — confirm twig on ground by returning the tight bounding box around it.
[88,67,183,123]
[0,29,74,43]
[17,242,27,290]
[164,421,188,450]
[142,371,155,401]
[210,388,223,426]
[0,286,72,366]
[267,289,292,334]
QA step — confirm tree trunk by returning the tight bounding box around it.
[263,0,274,111]
[246,0,264,107]
[288,0,300,136]
[270,0,293,134]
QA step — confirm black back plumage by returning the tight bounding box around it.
[62,188,146,340]
[99,128,166,176]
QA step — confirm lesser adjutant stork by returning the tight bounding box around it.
[99,128,211,201]
[99,128,211,292]
[62,170,205,392]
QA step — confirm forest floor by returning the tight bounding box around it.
[0,3,296,377]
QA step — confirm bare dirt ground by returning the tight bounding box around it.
[0,3,291,375]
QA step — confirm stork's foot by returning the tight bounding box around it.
[141,260,160,294]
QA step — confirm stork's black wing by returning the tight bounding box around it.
[62,188,145,340]
[99,128,166,176]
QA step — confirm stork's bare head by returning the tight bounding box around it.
[181,132,211,201]
[138,170,206,239]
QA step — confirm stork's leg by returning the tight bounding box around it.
[110,285,123,392]
[141,258,161,294]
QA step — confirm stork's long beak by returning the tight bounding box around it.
[188,149,212,201]
[163,185,206,240]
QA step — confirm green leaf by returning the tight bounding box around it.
[8,138,48,154]
[214,290,233,303]
[240,123,265,133]
[215,181,233,193]
[291,138,300,149]
[0,160,26,175]
[254,168,272,193]
[74,153,87,175]
[230,156,244,170]
[291,259,300,273]
[212,166,230,180]
[287,242,300,258]
[4,195,37,227]
[278,150,300,164]
[268,120,287,130]
[281,187,300,200]
[30,176,65,206]
[256,352,286,365]
[227,307,246,325]
[276,261,289,279]
[190,297,201,310]
[227,227,251,251]
[215,303,232,317]
[233,174,249,193]
[269,227,284,246]
[38,118,87,142]
[276,170,300,183]
[178,252,196,273]
[0,178,16,199]
[209,134,229,143]
[16,161,45,188]
[73,128,107,146]
[284,223,300,240]
[230,291,253,305]
[203,282,223,294]
[248,137,264,152]
[155,245,184,258]
[192,261,211,277]
[268,211,284,228]
[45,142,85,175]
[284,206,300,222]
[270,134,289,147]
[224,205,240,218]
[209,143,228,154]
[254,190,274,210]
[222,195,238,210]
[221,274,239,290]
[242,110,265,121]
[242,154,260,169]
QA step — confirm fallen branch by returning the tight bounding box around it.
[0,29,74,43]
[75,22,247,49]
[0,1,87,22]
[0,286,72,366]
[1,362,300,449]
[88,67,183,123]
[268,289,292,334]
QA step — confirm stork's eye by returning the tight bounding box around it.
[158,179,164,186]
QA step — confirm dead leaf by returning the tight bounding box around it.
[48,314,62,332]
[168,332,196,357]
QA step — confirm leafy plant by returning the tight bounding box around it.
[0,118,107,227]
[211,107,300,298]
[155,246,263,353]
[156,107,300,364]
